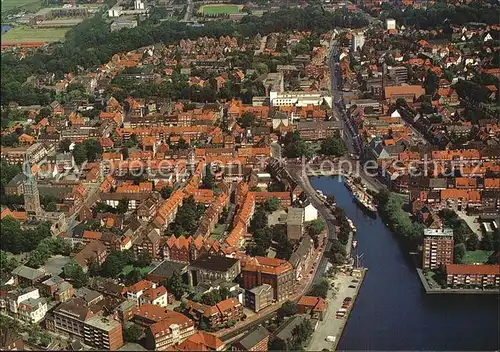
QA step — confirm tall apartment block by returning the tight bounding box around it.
[422,228,454,269]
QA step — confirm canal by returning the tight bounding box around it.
[310,176,499,351]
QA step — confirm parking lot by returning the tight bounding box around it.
[307,273,362,351]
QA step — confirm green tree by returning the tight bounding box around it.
[177,137,189,149]
[250,208,268,231]
[466,233,479,251]
[125,268,145,285]
[203,165,215,190]
[45,201,57,212]
[58,138,72,153]
[277,300,297,319]
[165,271,188,299]
[0,251,18,274]
[320,135,346,156]
[238,112,256,128]
[160,186,173,199]
[26,249,49,268]
[269,337,287,351]
[72,143,87,164]
[123,324,143,343]
[63,260,89,288]
[101,251,133,278]
[201,290,222,306]
[480,232,494,251]
[38,107,52,119]
[265,197,280,212]
[308,219,326,237]
[168,197,204,236]
[84,139,103,162]
[116,199,129,214]
[454,243,466,264]
[308,278,329,298]
[308,219,326,247]
[292,319,313,348]
[135,252,152,267]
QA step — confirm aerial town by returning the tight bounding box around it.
[0,0,499,350]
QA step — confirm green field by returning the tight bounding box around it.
[463,250,493,264]
[1,27,68,43]
[1,0,42,12]
[199,4,242,15]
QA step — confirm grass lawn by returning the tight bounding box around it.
[210,223,227,240]
[199,4,242,15]
[1,27,68,43]
[121,265,152,277]
[1,0,42,12]
[463,250,493,264]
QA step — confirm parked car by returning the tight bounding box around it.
[348,285,356,288]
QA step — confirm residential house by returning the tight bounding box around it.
[297,296,328,320]
[18,297,47,324]
[126,280,157,304]
[286,207,304,242]
[138,286,168,308]
[40,276,74,302]
[232,326,271,351]
[73,241,108,271]
[172,331,225,351]
[289,235,314,280]
[445,264,500,288]
[144,309,195,351]
[244,284,273,313]
[186,298,244,329]
[133,228,162,259]
[11,266,48,287]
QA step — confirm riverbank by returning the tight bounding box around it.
[310,176,499,351]
[416,268,500,295]
[307,268,367,351]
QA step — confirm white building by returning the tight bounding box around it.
[134,0,145,10]
[270,91,332,108]
[108,6,122,17]
[18,297,47,324]
[304,202,318,222]
[351,33,365,52]
[126,280,156,304]
[386,18,396,30]
[8,287,40,314]
[139,286,168,307]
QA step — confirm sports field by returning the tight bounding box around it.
[1,0,42,12]
[1,27,68,43]
[198,4,243,15]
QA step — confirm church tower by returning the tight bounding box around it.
[23,153,42,217]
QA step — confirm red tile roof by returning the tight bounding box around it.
[446,264,499,275]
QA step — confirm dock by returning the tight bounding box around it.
[307,268,367,351]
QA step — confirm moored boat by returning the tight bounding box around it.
[353,191,377,216]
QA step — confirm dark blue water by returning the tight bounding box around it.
[310,176,500,351]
